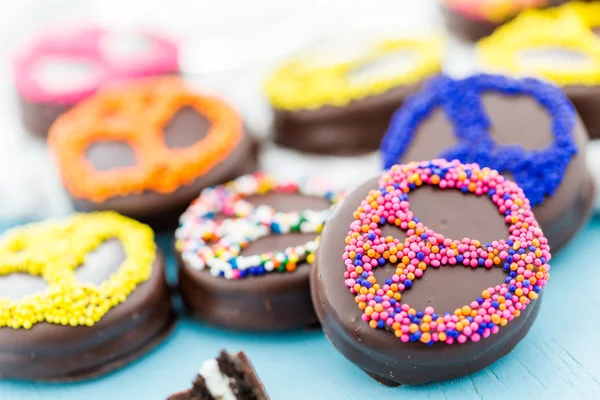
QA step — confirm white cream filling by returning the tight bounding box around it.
[199,358,237,400]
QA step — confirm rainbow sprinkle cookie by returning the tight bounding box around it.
[0,212,155,329]
[478,2,600,87]
[175,173,342,280]
[265,37,443,111]
[343,159,550,345]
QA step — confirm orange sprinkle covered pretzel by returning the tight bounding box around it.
[48,77,243,203]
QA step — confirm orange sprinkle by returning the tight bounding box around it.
[48,77,243,203]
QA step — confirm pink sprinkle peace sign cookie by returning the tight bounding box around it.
[14,25,179,136]
[343,159,551,345]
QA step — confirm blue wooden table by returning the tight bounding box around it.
[1,218,599,400]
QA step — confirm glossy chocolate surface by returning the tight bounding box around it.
[398,93,594,252]
[71,107,259,230]
[272,85,419,155]
[0,240,174,381]
[312,176,542,385]
[177,192,331,331]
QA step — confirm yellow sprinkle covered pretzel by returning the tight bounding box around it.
[265,37,443,111]
[479,2,600,86]
[0,212,156,329]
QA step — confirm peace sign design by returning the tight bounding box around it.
[343,160,550,345]
[0,212,155,329]
[48,77,247,209]
[14,25,179,106]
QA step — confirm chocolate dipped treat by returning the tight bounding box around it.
[312,159,551,385]
[168,350,269,400]
[380,74,594,252]
[264,37,442,155]
[478,2,600,139]
[175,173,341,331]
[48,77,258,230]
[0,212,174,381]
[14,25,179,137]
[443,0,570,41]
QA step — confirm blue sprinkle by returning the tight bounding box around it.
[416,311,424,318]
[417,252,425,260]
[457,255,464,263]
[491,301,499,308]
[377,320,385,329]
[404,280,413,289]
[385,279,393,285]
[375,296,382,302]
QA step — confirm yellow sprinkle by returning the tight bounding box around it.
[0,212,155,330]
[264,36,444,110]
[479,2,600,87]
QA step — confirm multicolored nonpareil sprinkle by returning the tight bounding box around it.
[343,160,551,345]
[380,74,578,206]
[0,212,155,329]
[176,173,342,280]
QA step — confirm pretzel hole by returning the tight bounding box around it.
[31,56,98,92]
[164,106,211,149]
[232,193,329,256]
[0,274,48,301]
[86,140,137,171]
[400,263,507,311]
[348,49,418,85]
[100,32,154,61]
[401,106,458,163]
[74,239,125,285]
[519,47,592,71]
[408,186,507,244]
[240,232,318,257]
[246,192,331,213]
[483,92,553,151]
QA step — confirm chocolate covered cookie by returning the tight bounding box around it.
[478,2,600,139]
[0,212,174,381]
[264,37,442,155]
[381,74,594,252]
[168,350,269,400]
[443,0,569,41]
[48,77,258,229]
[175,173,341,331]
[14,25,179,137]
[311,159,551,385]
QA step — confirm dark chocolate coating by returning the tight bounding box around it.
[311,177,542,386]
[19,96,70,138]
[71,107,259,230]
[443,0,571,42]
[0,240,174,381]
[272,85,419,155]
[168,351,269,400]
[398,93,594,252]
[177,192,331,331]
[563,85,600,140]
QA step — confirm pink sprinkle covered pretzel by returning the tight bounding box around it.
[343,159,551,345]
[14,25,179,105]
